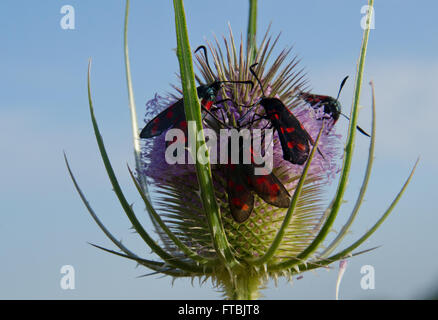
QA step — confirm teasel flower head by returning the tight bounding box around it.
[144,27,340,247]
[137,27,354,298]
[68,0,418,300]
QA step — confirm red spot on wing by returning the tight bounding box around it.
[234,184,245,192]
[286,127,295,133]
[231,196,251,213]
[246,169,290,208]
[256,177,266,185]
[301,93,328,106]
[287,141,295,148]
[232,198,244,208]
[151,124,159,134]
[297,143,306,151]
[166,110,173,119]
[270,183,280,194]
[202,99,214,110]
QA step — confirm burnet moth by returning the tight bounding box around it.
[298,76,370,137]
[139,45,253,141]
[223,136,290,223]
[240,63,317,165]
[198,109,291,223]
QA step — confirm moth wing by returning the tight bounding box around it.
[225,165,254,223]
[299,92,331,108]
[165,119,188,148]
[276,114,311,165]
[140,100,185,138]
[242,164,290,208]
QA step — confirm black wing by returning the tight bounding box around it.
[260,98,311,165]
[140,99,185,138]
[225,164,254,223]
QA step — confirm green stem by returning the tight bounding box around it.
[87,60,203,273]
[247,0,257,62]
[123,0,149,198]
[172,0,240,270]
[249,126,324,266]
[224,275,261,300]
[268,0,374,271]
[298,0,373,257]
[319,78,377,259]
[293,157,419,274]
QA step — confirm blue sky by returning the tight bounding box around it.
[1,0,437,299]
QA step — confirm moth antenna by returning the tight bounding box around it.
[335,76,349,101]
[195,46,254,90]
[219,80,254,91]
[195,45,215,79]
[341,113,371,137]
[201,106,231,129]
[340,112,350,120]
[249,63,266,97]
